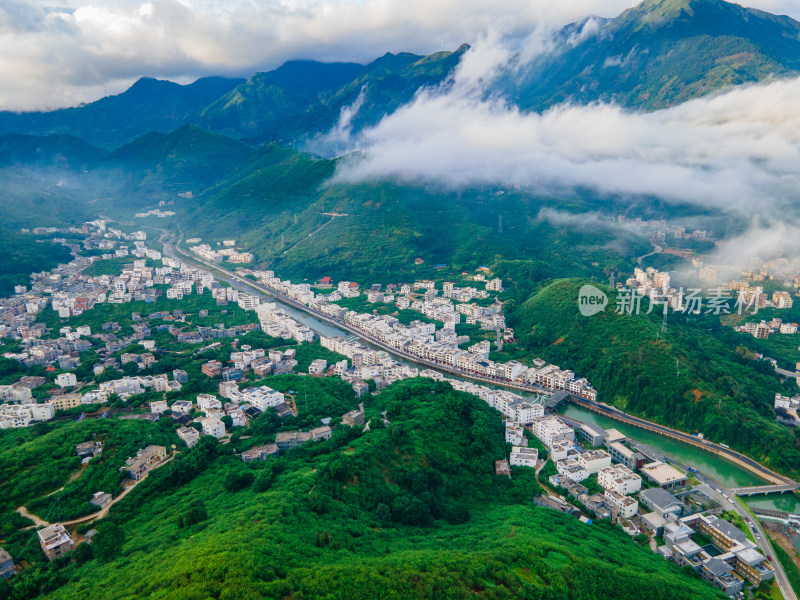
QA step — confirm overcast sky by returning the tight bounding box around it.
[2,0,800,111]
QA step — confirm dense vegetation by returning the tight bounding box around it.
[0,379,724,600]
[500,278,800,478]
[0,234,72,297]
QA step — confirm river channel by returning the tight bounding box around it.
[175,241,800,514]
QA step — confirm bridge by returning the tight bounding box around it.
[731,483,799,496]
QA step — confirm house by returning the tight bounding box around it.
[197,394,222,412]
[37,524,73,560]
[121,445,167,480]
[275,431,313,449]
[342,408,365,427]
[495,459,511,477]
[75,440,102,459]
[309,359,328,375]
[597,464,642,495]
[241,444,280,462]
[200,417,226,439]
[639,488,685,518]
[149,400,168,414]
[640,461,687,490]
[509,446,538,467]
[310,425,332,440]
[89,491,112,508]
[177,426,200,448]
[55,372,77,388]
[171,400,193,415]
[0,547,13,579]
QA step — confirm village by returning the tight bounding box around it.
[0,223,787,598]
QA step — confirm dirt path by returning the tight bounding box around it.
[16,453,176,530]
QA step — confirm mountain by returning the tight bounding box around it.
[0,134,107,169]
[109,125,254,193]
[197,45,469,143]
[0,76,244,149]
[514,0,800,110]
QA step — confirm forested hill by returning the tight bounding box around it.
[513,0,800,110]
[500,278,800,478]
[0,379,723,600]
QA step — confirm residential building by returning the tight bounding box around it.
[176,426,200,448]
[604,490,638,519]
[49,393,82,411]
[576,422,605,447]
[509,446,538,468]
[576,450,612,475]
[241,444,280,462]
[55,372,77,388]
[608,442,647,470]
[275,431,313,449]
[121,445,167,480]
[200,417,226,439]
[37,524,73,560]
[597,464,642,495]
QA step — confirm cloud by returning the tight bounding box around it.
[333,68,800,217]
[3,0,799,111]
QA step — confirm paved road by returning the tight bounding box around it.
[695,483,797,600]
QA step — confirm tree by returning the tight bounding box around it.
[92,522,125,562]
[72,542,94,565]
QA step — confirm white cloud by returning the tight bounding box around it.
[5,0,798,111]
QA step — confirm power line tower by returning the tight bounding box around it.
[498,214,503,234]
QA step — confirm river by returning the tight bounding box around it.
[559,404,800,513]
[166,236,800,513]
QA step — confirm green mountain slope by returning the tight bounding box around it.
[0,76,244,149]
[197,46,469,142]
[109,125,254,193]
[180,146,647,283]
[0,134,107,169]
[500,278,800,477]
[0,379,724,600]
[514,0,800,110]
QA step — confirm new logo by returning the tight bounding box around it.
[577,285,608,316]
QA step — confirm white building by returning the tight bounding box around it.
[200,417,226,439]
[598,464,642,495]
[55,373,77,388]
[509,446,538,468]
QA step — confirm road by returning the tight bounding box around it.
[162,229,800,596]
[162,229,798,492]
[637,243,663,266]
[695,483,797,600]
[17,453,176,531]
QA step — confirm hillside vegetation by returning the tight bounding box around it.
[501,279,800,477]
[0,379,723,600]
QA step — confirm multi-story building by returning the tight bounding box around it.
[37,524,73,561]
[509,446,538,468]
[598,464,642,495]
